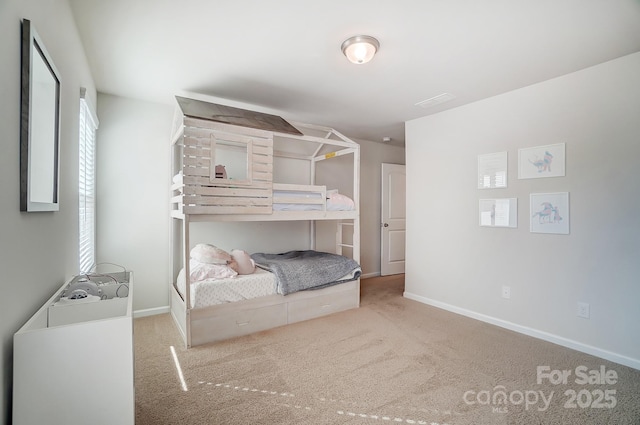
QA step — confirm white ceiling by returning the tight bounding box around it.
[69,0,640,145]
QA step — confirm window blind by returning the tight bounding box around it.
[79,89,99,273]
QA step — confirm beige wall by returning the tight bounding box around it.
[95,94,174,312]
[405,53,640,368]
[0,0,96,422]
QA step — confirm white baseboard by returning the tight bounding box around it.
[403,291,640,371]
[134,305,170,318]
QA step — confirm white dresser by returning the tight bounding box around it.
[13,273,134,425]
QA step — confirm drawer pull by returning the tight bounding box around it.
[236,321,250,326]
[321,304,332,309]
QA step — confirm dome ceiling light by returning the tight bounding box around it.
[341,35,380,65]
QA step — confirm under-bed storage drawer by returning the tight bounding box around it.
[190,302,287,345]
[287,282,360,324]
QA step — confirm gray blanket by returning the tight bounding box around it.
[251,250,361,295]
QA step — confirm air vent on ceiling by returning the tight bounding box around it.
[415,93,456,109]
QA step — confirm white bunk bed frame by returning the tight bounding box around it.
[169,99,361,348]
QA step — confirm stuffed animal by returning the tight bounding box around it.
[215,164,227,179]
[231,249,256,275]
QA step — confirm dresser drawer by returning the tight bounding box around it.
[287,285,359,323]
[191,302,287,345]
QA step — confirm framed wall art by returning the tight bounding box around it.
[478,151,507,189]
[479,198,517,228]
[530,192,569,234]
[518,143,565,179]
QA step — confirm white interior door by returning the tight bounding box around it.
[381,163,406,276]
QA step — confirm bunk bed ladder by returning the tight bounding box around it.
[336,220,355,257]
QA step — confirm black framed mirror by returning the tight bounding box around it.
[20,19,61,212]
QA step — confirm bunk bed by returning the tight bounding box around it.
[169,96,361,348]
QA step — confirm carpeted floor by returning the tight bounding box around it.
[134,275,640,424]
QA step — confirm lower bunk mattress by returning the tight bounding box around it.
[176,265,361,309]
[176,267,276,309]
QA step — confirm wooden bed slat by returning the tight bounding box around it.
[184,205,272,215]
[183,195,272,207]
[272,196,324,205]
[182,175,272,186]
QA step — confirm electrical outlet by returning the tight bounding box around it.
[577,302,590,319]
[501,285,511,299]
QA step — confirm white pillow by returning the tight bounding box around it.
[327,192,355,211]
[190,243,232,265]
[188,260,237,282]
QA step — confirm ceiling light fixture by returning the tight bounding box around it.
[341,35,379,64]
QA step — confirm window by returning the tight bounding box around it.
[79,89,99,273]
